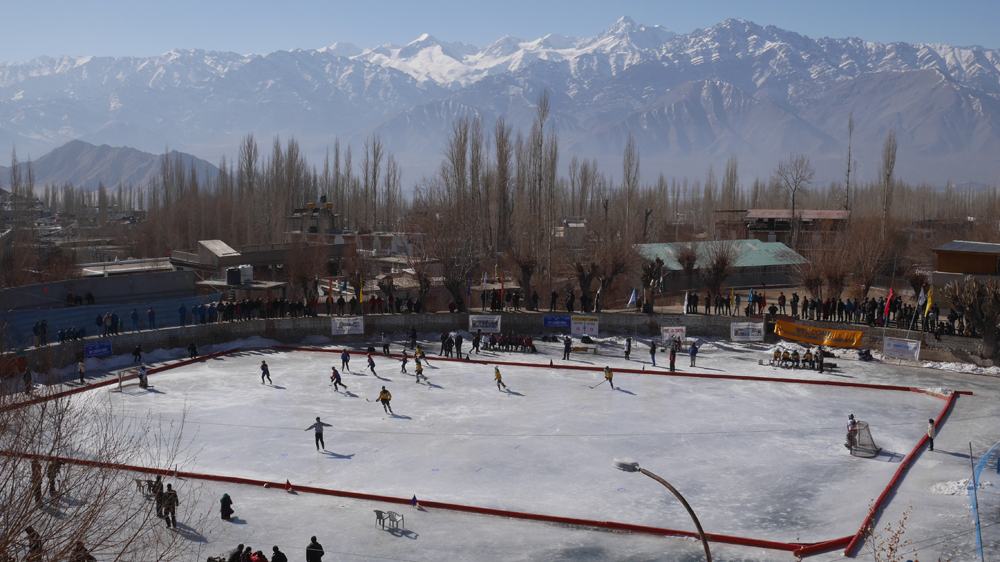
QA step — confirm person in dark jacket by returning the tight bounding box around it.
[152,475,164,516]
[227,544,244,562]
[269,545,288,562]
[24,526,42,561]
[305,536,324,562]
[221,493,234,520]
[70,541,96,562]
[162,483,179,528]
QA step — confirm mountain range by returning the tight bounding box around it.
[1,16,999,187]
[0,140,217,191]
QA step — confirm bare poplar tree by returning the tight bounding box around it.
[622,134,639,243]
[845,113,854,211]
[880,129,897,239]
[773,153,815,250]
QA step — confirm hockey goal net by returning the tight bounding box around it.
[849,421,881,458]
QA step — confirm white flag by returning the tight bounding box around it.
[917,287,926,308]
[626,289,636,309]
[683,290,688,315]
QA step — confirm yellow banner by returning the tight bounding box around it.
[773,319,864,348]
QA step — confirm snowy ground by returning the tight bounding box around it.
[46,334,1000,560]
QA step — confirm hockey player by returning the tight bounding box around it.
[845,414,858,451]
[494,366,507,391]
[260,360,272,385]
[802,349,815,369]
[771,349,781,366]
[367,353,377,376]
[330,367,346,391]
[400,351,408,373]
[790,350,800,368]
[138,364,149,389]
[415,360,426,383]
[341,350,351,371]
[415,346,429,366]
[624,336,632,360]
[305,417,332,450]
[781,349,791,367]
[377,386,393,414]
[604,366,615,389]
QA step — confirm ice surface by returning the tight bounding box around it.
[38,333,1000,560]
[74,340,943,546]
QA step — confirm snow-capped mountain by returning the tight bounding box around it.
[1,16,999,186]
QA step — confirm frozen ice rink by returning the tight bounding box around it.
[63,335,1000,561]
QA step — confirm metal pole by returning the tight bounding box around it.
[639,468,712,562]
[970,442,985,562]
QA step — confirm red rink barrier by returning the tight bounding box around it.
[0,349,237,413]
[2,450,817,553]
[843,391,959,556]
[273,345,974,396]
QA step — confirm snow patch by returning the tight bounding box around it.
[921,361,1000,376]
[930,479,970,495]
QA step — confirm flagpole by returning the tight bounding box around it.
[881,255,898,347]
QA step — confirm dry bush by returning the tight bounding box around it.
[0,385,207,561]
[700,241,737,295]
[943,276,1000,358]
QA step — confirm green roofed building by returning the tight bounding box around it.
[635,239,807,293]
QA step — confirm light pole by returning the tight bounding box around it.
[613,457,712,562]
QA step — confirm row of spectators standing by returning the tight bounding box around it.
[363,294,423,315]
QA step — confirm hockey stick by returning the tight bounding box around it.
[589,379,608,389]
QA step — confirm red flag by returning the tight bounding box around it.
[761,291,766,307]
[884,288,893,317]
[284,479,292,492]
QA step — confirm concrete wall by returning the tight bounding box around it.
[15,310,994,374]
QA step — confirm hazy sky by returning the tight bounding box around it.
[3,0,997,63]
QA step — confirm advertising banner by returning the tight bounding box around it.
[661,326,687,343]
[84,341,114,358]
[542,314,572,328]
[469,315,502,333]
[331,316,365,335]
[571,316,599,337]
[730,322,765,342]
[882,337,921,361]
[773,319,864,348]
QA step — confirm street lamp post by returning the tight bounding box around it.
[613,457,712,562]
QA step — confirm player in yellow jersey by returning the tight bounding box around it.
[604,366,614,389]
[415,359,426,383]
[494,366,507,391]
[376,386,393,414]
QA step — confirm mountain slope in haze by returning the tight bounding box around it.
[0,140,219,191]
[1,17,999,186]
